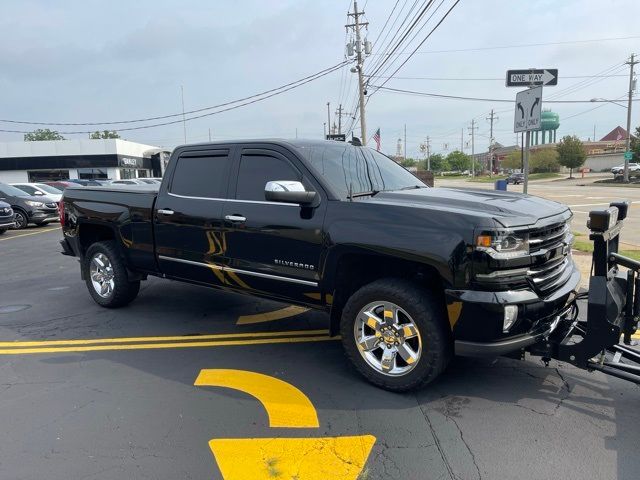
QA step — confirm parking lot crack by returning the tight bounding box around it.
[416,396,458,480]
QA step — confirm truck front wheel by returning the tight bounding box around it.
[340,278,451,392]
[83,241,140,308]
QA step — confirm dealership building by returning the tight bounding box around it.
[0,139,171,183]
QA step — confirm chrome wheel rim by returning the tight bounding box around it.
[354,300,422,377]
[89,253,115,298]
[14,212,26,228]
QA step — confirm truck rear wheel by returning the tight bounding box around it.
[340,278,451,392]
[83,241,140,308]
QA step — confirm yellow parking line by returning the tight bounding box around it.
[0,227,59,241]
[0,335,339,355]
[236,305,310,325]
[0,328,330,348]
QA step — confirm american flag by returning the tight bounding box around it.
[373,128,381,151]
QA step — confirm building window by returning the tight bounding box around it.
[120,168,136,179]
[137,169,148,178]
[27,170,70,182]
[77,168,108,179]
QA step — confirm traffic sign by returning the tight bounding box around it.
[506,69,558,87]
[514,86,542,133]
[624,151,633,160]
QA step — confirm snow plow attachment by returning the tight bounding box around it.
[530,201,640,385]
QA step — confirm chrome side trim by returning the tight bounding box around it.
[167,192,298,207]
[157,255,318,287]
[226,266,318,287]
[158,255,223,270]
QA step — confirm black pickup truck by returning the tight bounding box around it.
[60,139,584,391]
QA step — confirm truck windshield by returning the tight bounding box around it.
[297,143,426,199]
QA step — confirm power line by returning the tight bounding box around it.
[0,62,347,135]
[368,0,461,97]
[0,61,348,127]
[367,35,640,56]
[364,73,628,81]
[369,85,640,104]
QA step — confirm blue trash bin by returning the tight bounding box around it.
[495,179,507,191]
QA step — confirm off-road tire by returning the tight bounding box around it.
[83,241,140,308]
[340,278,452,392]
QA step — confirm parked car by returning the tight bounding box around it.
[611,163,640,175]
[44,181,78,190]
[68,179,104,186]
[506,172,525,184]
[109,179,149,186]
[137,179,161,184]
[0,182,59,229]
[11,183,63,202]
[60,139,580,391]
[0,200,15,235]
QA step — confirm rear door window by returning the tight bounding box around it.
[170,153,231,198]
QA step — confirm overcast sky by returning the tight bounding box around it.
[0,0,638,158]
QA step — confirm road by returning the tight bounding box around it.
[0,225,639,479]
[436,177,640,249]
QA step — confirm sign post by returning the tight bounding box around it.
[513,86,543,194]
[506,68,557,194]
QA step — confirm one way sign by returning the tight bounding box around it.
[514,86,542,133]
[506,69,558,87]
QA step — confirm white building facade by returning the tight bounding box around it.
[0,139,171,183]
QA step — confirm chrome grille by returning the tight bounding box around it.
[529,222,568,253]
[527,256,571,292]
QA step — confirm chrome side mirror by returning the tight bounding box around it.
[265,181,317,205]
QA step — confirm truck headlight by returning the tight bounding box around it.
[476,231,529,258]
[25,200,45,207]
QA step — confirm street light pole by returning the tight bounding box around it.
[624,53,638,183]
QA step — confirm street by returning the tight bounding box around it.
[1,214,639,480]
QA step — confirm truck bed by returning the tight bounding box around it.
[61,185,158,273]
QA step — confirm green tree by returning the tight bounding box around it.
[400,158,417,168]
[556,135,586,178]
[426,153,448,172]
[24,129,65,141]
[530,149,560,173]
[502,150,522,170]
[630,126,640,162]
[90,130,120,139]
[445,150,471,172]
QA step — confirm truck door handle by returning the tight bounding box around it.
[225,214,246,223]
[157,209,175,215]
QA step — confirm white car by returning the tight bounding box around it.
[11,182,63,202]
[611,163,639,175]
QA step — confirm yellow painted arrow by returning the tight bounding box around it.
[194,369,319,428]
[194,369,376,480]
[209,436,376,480]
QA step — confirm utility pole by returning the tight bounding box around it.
[336,104,343,135]
[426,136,431,170]
[326,102,331,136]
[468,120,477,178]
[180,85,187,144]
[624,53,638,183]
[346,1,369,145]
[486,109,498,177]
[404,124,407,161]
[323,122,327,139]
[208,128,212,142]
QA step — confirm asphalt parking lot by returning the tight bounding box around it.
[1,222,640,480]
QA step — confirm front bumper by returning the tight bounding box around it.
[30,208,59,223]
[0,216,15,229]
[446,261,581,357]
